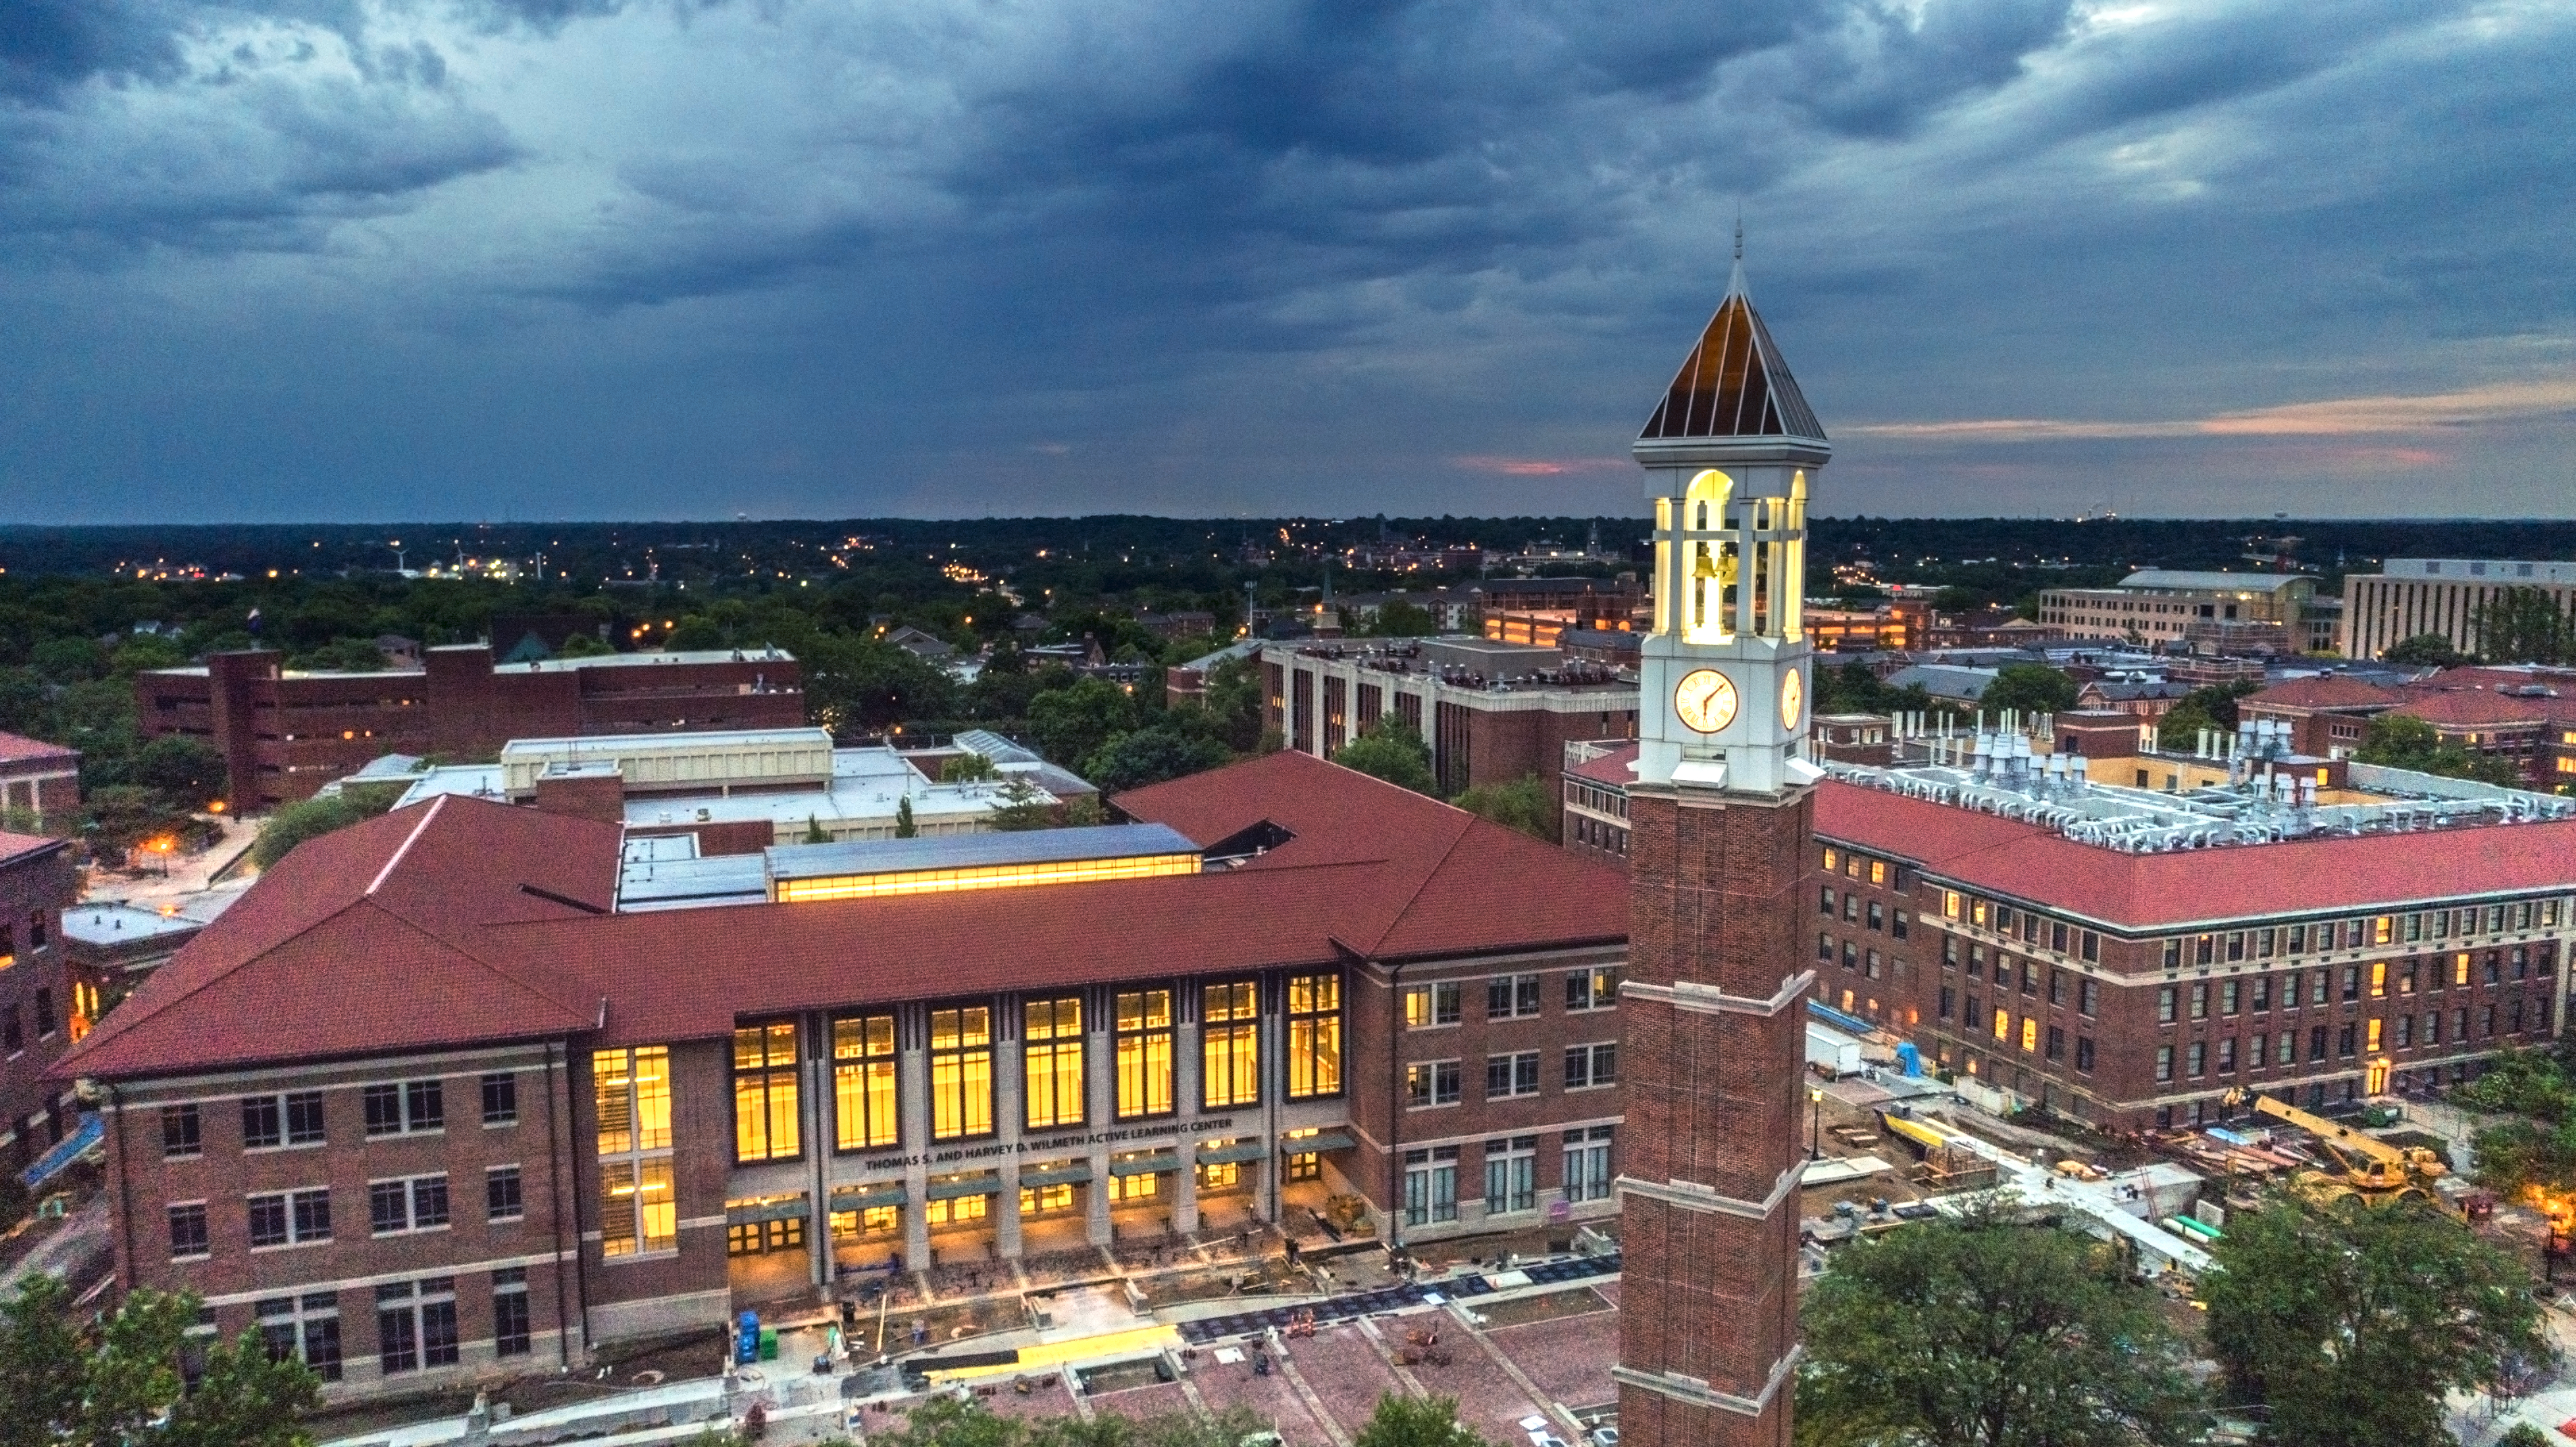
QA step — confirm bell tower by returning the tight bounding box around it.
[1614,251,1825,1447]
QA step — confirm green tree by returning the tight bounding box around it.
[802,814,831,844]
[294,637,387,672]
[30,636,108,685]
[1368,600,1439,637]
[557,632,617,659]
[986,777,1063,832]
[2203,1197,2547,1447]
[1452,774,1551,839]
[130,734,227,807]
[1084,724,1231,792]
[1332,718,1436,795]
[253,788,401,869]
[1977,663,2078,718]
[1027,677,1139,768]
[1199,655,1267,752]
[894,797,917,838]
[109,634,188,674]
[803,634,958,735]
[0,1274,86,1447]
[1796,1202,2203,1447]
[2353,713,2518,786]
[1351,1393,1489,1447]
[0,1278,319,1447]
[2471,587,2576,666]
[2381,633,2468,669]
[663,615,727,651]
[941,752,998,783]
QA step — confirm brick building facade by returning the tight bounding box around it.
[54,751,1630,1403]
[0,734,81,834]
[0,832,81,1174]
[1264,638,1638,828]
[135,646,804,813]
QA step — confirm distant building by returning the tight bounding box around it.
[488,614,614,663]
[1265,638,1637,825]
[2343,559,2576,662]
[0,733,80,832]
[60,901,215,991]
[2038,571,2319,654]
[1805,600,1925,652]
[1470,577,1643,648]
[136,647,804,813]
[2242,665,2576,786]
[2075,678,2193,720]
[383,726,1094,849]
[1882,663,1998,707]
[0,831,79,1176]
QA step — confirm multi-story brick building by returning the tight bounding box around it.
[0,831,81,1175]
[2241,665,2576,787]
[1562,740,2576,1130]
[53,750,1627,1402]
[0,733,81,833]
[135,646,805,813]
[1264,638,1638,827]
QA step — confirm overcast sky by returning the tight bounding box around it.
[4,0,2572,524]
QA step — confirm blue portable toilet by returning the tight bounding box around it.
[736,1310,761,1366]
[1895,1042,1924,1078]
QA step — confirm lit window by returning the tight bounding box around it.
[1202,982,1260,1109]
[1114,990,1173,1119]
[834,1014,900,1150]
[1287,974,1342,1100]
[1993,1007,2009,1041]
[2019,1017,2038,1053]
[930,1006,995,1140]
[732,1022,801,1164]
[1023,998,1085,1130]
[595,1047,674,1257]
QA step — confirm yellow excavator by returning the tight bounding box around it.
[2222,1089,2468,1216]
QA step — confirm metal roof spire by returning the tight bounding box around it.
[1730,215,1747,297]
[1637,223,1823,443]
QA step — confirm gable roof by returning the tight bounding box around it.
[59,797,618,1079]
[58,752,1628,1080]
[1638,273,1824,443]
[1813,780,2576,931]
[0,732,77,766]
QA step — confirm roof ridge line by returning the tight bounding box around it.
[1349,813,1479,956]
[367,796,446,897]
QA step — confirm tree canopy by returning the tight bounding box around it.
[1977,663,2079,718]
[2471,587,2576,666]
[2381,633,2470,669]
[1451,774,1551,839]
[1332,718,1437,795]
[2202,1196,2547,1447]
[2353,713,2519,787]
[1,1275,321,1447]
[1795,1200,2204,1447]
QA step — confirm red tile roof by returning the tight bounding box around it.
[1812,779,2576,932]
[0,832,68,868]
[2245,677,2400,711]
[2391,692,2552,727]
[59,752,1630,1079]
[0,732,77,765]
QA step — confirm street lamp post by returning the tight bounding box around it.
[1809,1085,1825,1162]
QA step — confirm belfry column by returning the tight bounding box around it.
[1614,252,1828,1447]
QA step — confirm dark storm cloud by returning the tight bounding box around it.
[0,0,2571,521]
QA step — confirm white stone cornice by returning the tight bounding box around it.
[1610,1345,1802,1418]
[1615,1162,1801,1221]
[1620,969,1812,1019]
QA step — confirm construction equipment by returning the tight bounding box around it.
[2222,1090,2452,1213]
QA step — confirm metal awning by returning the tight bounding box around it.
[1019,1161,1094,1188]
[17,1115,102,1190]
[829,1183,908,1211]
[1108,1151,1179,1177]
[725,1196,809,1227]
[1196,1138,1269,1166]
[1282,1130,1355,1155]
[924,1172,1003,1201]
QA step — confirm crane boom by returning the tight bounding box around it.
[2224,1090,2447,1181]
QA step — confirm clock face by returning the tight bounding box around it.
[1674,668,1739,734]
[1780,667,1805,731]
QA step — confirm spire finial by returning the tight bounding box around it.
[1733,213,1744,263]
